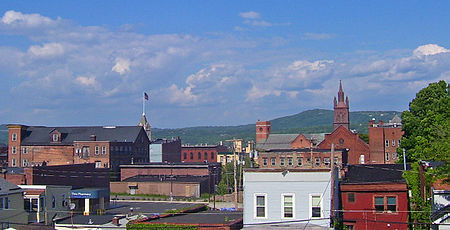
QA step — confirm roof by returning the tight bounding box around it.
[0,177,23,195]
[17,125,145,145]
[120,162,218,168]
[123,175,209,183]
[147,210,243,225]
[256,134,299,150]
[342,164,409,184]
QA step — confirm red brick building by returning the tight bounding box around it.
[340,164,409,230]
[368,115,404,164]
[7,125,149,175]
[317,125,369,165]
[181,145,228,163]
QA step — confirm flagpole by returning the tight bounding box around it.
[142,92,145,116]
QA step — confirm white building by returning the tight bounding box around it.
[243,168,339,229]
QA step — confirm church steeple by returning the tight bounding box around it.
[138,114,152,141]
[333,80,350,130]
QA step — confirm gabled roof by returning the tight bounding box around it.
[19,125,146,145]
[342,164,409,184]
[256,134,299,150]
[0,177,23,195]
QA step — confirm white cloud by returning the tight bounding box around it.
[239,11,260,19]
[28,43,64,57]
[76,75,98,87]
[1,10,57,27]
[112,58,131,75]
[165,84,198,105]
[413,44,449,56]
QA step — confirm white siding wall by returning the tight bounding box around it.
[243,171,332,228]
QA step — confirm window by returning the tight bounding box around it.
[392,152,397,160]
[95,146,99,155]
[387,196,397,212]
[398,139,401,146]
[385,140,389,147]
[52,134,59,142]
[348,193,355,203]
[76,148,81,154]
[12,146,16,154]
[375,197,385,212]
[23,159,28,167]
[282,194,294,218]
[198,152,201,159]
[334,157,339,165]
[62,194,67,207]
[82,146,90,158]
[12,133,17,141]
[102,146,106,154]
[184,152,187,159]
[287,157,293,166]
[311,195,321,218]
[324,158,330,167]
[339,138,344,144]
[359,155,365,164]
[52,196,56,209]
[190,152,193,160]
[0,197,7,209]
[11,158,16,167]
[204,152,208,160]
[263,158,268,166]
[297,158,303,166]
[255,194,266,218]
[392,139,396,146]
[95,161,102,168]
[280,157,285,166]
[22,147,28,154]
[271,158,276,166]
[385,152,390,161]
[315,158,321,167]
[211,152,214,160]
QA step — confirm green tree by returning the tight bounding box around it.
[400,80,449,229]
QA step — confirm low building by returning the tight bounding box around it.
[243,168,339,229]
[181,144,228,163]
[19,185,71,225]
[217,151,246,166]
[149,138,181,163]
[340,164,409,230]
[0,177,27,228]
[368,115,404,164]
[431,175,450,229]
[111,175,209,198]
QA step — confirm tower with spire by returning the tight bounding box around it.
[333,80,350,130]
[138,114,151,141]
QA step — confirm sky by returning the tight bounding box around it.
[0,1,449,128]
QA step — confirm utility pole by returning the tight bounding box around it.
[224,138,243,210]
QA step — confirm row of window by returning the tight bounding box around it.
[347,193,397,212]
[75,146,107,156]
[385,152,398,161]
[183,152,215,161]
[254,194,322,219]
[262,157,338,167]
[385,139,401,147]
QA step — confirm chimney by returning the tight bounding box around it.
[90,135,96,141]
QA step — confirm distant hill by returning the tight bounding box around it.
[0,109,400,146]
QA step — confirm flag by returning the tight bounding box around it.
[144,92,149,100]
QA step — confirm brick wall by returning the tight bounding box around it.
[121,167,210,181]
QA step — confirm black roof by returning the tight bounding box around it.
[123,175,209,183]
[342,164,409,184]
[148,210,243,225]
[18,125,145,145]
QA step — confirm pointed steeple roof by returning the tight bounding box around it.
[138,114,152,141]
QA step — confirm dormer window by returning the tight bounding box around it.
[52,134,59,142]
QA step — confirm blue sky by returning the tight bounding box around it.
[0,1,449,128]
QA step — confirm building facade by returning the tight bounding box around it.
[368,115,403,164]
[7,125,149,173]
[181,145,228,163]
[257,148,345,169]
[149,138,182,163]
[243,168,337,229]
[340,164,409,230]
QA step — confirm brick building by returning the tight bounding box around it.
[340,164,409,230]
[149,138,181,163]
[181,145,228,163]
[368,115,403,164]
[7,125,149,174]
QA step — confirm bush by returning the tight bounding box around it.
[127,223,198,230]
